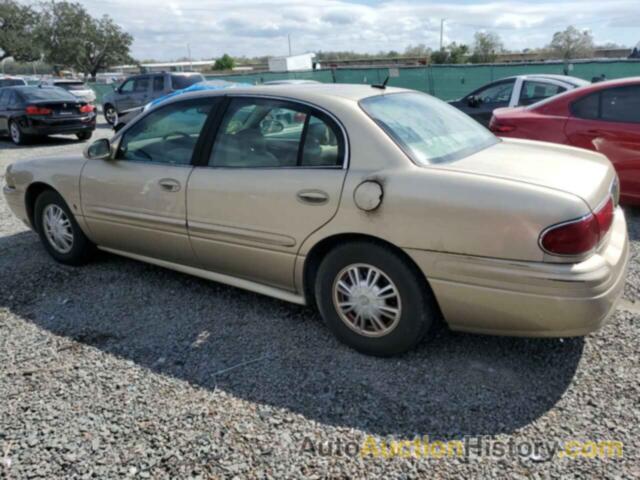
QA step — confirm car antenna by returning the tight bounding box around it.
[372,76,390,90]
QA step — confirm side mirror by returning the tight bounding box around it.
[84,138,111,160]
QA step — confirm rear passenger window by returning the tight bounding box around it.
[519,81,565,106]
[153,76,164,91]
[209,98,343,168]
[601,86,640,124]
[571,93,600,120]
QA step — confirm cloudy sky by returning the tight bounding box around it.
[35,0,640,60]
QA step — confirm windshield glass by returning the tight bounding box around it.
[360,92,498,164]
[17,86,77,102]
[171,74,204,90]
[55,82,88,91]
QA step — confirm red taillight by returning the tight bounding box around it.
[594,197,614,237]
[540,197,615,256]
[79,104,95,113]
[489,117,516,133]
[25,105,52,115]
[493,124,516,133]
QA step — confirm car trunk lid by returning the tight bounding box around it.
[436,137,615,210]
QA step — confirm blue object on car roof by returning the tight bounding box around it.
[148,80,252,108]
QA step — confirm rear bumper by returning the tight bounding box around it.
[407,207,629,337]
[20,115,96,136]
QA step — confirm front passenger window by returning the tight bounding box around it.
[118,99,215,164]
[474,80,515,104]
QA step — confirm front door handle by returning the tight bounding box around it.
[297,190,329,205]
[159,178,181,192]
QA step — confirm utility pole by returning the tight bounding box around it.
[440,18,445,50]
[186,43,193,71]
[288,34,292,56]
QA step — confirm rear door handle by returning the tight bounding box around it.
[159,178,181,192]
[297,190,329,205]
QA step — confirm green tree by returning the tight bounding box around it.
[0,0,42,62]
[403,43,430,58]
[213,53,235,71]
[549,26,594,60]
[37,1,132,78]
[470,32,503,63]
[430,42,469,64]
[77,15,133,80]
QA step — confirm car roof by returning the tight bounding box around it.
[499,74,588,85]
[159,83,408,105]
[263,79,320,85]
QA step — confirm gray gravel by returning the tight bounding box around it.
[1,120,639,478]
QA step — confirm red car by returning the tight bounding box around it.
[490,77,640,205]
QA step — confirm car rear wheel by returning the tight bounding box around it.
[34,190,95,265]
[76,131,92,141]
[9,121,29,145]
[315,241,436,356]
[103,105,117,125]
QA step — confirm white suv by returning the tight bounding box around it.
[39,79,97,104]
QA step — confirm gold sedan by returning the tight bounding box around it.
[2,84,629,356]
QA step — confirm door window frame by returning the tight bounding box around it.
[194,95,349,170]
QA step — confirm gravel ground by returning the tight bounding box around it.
[1,120,639,478]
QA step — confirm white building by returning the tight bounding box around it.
[268,53,316,72]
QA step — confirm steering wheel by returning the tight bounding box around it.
[162,131,190,142]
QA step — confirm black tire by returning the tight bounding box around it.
[103,104,117,125]
[76,131,93,141]
[9,120,30,145]
[315,241,437,356]
[34,190,95,265]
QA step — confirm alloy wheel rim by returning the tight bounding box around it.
[43,205,74,254]
[10,123,20,143]
[105,108,117,124]
[332,263,402,337]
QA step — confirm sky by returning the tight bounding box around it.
[28,0,640,61]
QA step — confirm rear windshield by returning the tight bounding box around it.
[0,78,25,87]
[171,74,204,90]
[55,82,88,91]
[360,92,498,165]
[16,87,77,102]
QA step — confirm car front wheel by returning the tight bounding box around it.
[315,241,437,356]
[34,190,95,265]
